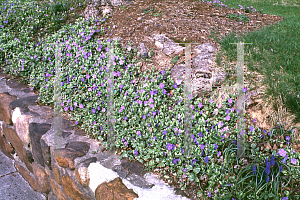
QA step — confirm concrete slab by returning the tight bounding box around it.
[0,150,46,200]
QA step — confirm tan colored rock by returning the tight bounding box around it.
[95,177,138,200]
[0,93,17,125]
[54,142,90,170]
[61,174,90,200]
[0,130,14,159]
[14,161,39,191]
[22,147,33,173]
[12,107,34,147]
[2,124,25,161]
[32,162,51,193]
[53,166,61,185]
[50,178,71,200]
[75,167,90,187]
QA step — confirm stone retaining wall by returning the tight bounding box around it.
[0,71,189,200]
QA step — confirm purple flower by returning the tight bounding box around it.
[136,131,141,136]
[225,115,230,121]
[265,162,271,175]
[252,165,256,174]
[243,87,247,93]
[291,158,297,165]
[228,98,233,104]
[172,158,180,164]
[217,151,221,157]
[159,83,165,89]
[173,83,178,88]
[250,126,255,132]
[198,132,203,137]
[204,156,209,163]
[207,191,211,197]
[183,168,187,172]
[266,176,270,182]
[278,149,287,157]
[191,159,197,165]
[134,150,138,155]
[214,143,218,150]
[198,103,203,108]
[166,143,174,151]
[200,144,205,150]
[270,155,275,166]
[285,136,290,141]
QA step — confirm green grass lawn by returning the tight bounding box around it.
[0,0,299,199]
[207,0,300,125]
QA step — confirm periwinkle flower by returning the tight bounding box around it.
[166,143,174,151]
[278,149,287,157]
[291,158,297,165]
[204,156,209,163]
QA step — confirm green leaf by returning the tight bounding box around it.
[188,173,195,181]
[186,165,193,171]
[193,167,201,174]
[157,162,165,167]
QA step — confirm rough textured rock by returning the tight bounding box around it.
[2,124,25,161]
[11,107,39,147]
[22,146,34,172]
[95,177,138,200]
[74,157,97,187]
[14,161,39,191]
[52,166,61,185]
[75,167,90,187]
[82,0,134,20]
[111,165,129,179]
[0,129,14,159]
[120,159,148,177]
[9,95,39,110]
[54,142,90,169]
[61,174,91,200]
[0,93,17,125]
[109,33,227,99]
[82,3,101,20]
[29,123,52,167]
[41,138,51,169]
[126,173,154,189]
[77,157,97,168]
[50,178,71,200]
[32,162,51,193]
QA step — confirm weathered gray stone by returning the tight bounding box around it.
[29,123,52,167]
[41,138,51,169]
[99,154,121,169]
[112,165,129,179]
[9,95,39,110]
[125,173,154,189]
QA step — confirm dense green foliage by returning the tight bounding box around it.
[0,0,299,199]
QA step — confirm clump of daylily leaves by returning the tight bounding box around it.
[0,0,299,199]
